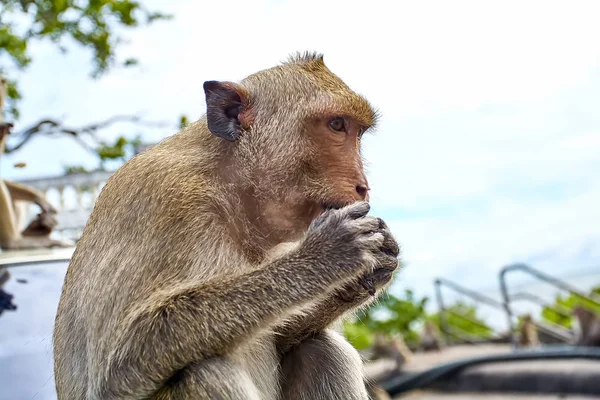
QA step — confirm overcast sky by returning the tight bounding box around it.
[2,0,600,307]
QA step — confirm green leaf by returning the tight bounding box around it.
[0,0,173,119]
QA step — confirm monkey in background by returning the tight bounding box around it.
[0,78,68,250]
[572,306,600,347]
[518,314,539,347]
[420,321,443,352]
[370,333,413,369]
[53,52,400,400]
[365,333,413,400]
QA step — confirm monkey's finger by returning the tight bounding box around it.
[349,216,381,236]
[377,254,400,271]
[377,217,389,231]
[381,233,400,258]
[369,267,395,287]
[343,201,370,220]
[356,231,385,250]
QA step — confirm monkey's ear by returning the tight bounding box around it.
[203,81,247,142]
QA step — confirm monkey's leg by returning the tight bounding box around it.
[280,330,370,400]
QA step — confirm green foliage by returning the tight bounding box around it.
[179,114,189,130]
[64,165,89,175]
[0,0,172,119]
[95,134,142,166]
[343,291,496,351]
[343,289,429,350]
[428,301,494,339]
[541,286,600,329]
[343,319,375,350]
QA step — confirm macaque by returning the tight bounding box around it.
[365,333,412,399]
[0,78,69,250]
[572,306,600,347]
[420,321,443,352]
[370,333,412,369]
[518,314,539,347]
[53,52,401,400]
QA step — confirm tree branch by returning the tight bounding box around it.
[4,115,175,154]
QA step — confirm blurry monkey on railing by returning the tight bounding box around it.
[573,306,600,347]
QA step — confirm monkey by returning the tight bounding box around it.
[0,78,69,250]
[5,179,59,231]
[572,306,600,347]
[420,321,443,352]
[518,314,539,347]
[364,333,412,399]
[370,333,412,370]
[52,52,401,400]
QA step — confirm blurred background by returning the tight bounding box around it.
[1,0,599,376]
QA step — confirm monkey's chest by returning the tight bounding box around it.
[233,334,280,400]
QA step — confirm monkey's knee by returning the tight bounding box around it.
[153,359,261,400]
[280,330,369,400]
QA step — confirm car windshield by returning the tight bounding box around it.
[0,260,69,400]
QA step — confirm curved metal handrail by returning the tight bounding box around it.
[435,277,505,343]
[499,263,600,347]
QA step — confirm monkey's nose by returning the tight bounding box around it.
[356,184,370,200]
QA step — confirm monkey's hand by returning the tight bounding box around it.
[275,211,399,354]
[300,201,389,285]
[337,217,400,302]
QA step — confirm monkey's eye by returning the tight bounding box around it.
[358,127,365,138]
[328,117,346,133]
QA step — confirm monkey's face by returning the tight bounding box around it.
[300,114,371,212]
[203,54,378,237]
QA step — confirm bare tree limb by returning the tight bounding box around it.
[4,115,176,154]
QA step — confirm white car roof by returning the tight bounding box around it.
[0,247,75,266]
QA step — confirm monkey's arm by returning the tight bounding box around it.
[4,180,56,213]
[275,220,399,355]
[95,248,375,398]
[275,266,394,355]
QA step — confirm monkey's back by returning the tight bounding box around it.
[53,125,245,398]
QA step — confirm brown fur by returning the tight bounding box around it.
[573,306,600,347]
[518,315,540,347]
[0,77,69,249]
[420,321,443,352]
[53,52,400,400]
[365,333,412,399]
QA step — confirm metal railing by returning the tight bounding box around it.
[434,278,508,344]
[499,262,600,347]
